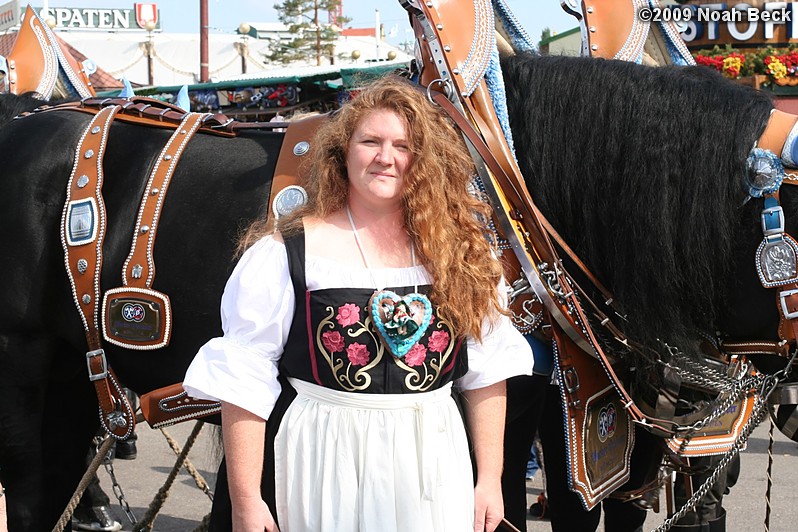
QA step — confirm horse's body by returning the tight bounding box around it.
[0,100,282,529]
[0,52,795,530]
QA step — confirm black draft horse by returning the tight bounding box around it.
[0,95,283,530]
[0,54,793,530]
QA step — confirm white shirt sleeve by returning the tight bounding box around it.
[183,236,294,420]
[456,278,535,390]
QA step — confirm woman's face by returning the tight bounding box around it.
[346,108,413,212]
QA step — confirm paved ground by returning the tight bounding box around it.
[93,418,798,531]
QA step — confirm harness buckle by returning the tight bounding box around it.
[761,205,785,237]
[779,288,798,320]
[86,348,108,381]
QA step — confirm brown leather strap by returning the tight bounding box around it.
[62,105,119,337]
[22,98,290,139]
[267,113,328,224]
[140,382,221,428]
[61,105,134,439]
[122,112,209,288]
[778,282,798,343]
[721,340,790,358]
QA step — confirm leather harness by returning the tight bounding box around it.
[401,0,798,509]
[49,96,320,431]
[62,104,133,439]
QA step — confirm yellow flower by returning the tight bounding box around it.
[722,56,742,77]
[769,57,787,79]
[723,56,741,71]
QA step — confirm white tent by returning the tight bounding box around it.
[55,30,411,87]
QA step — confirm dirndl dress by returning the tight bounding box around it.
[209,230,475,531]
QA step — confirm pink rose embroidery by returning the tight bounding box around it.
[428,330,450,352]
[429,314,436,325]
[404,343,428,367]
[347,342,370,366]
[336,303,361,327]
[321,330,345,353]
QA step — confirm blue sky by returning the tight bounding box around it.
[34,1,578,45]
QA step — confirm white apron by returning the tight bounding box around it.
[273,378,475,531]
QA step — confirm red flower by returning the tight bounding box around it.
[346,342,370,366]
[404,343,428,366]
[336,303,361,327]
[428,330,450,352]
[321,330,345,353]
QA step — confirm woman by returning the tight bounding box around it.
[184,75,534,531]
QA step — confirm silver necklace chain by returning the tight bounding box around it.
[345,205,417,293]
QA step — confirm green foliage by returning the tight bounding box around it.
[267,0,351,65]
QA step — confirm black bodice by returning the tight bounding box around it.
[280,231,468,394]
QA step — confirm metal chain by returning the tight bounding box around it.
[653,394,768,531]
[653,350,796,531]
[660,342,739,392]
[99,440,138,526]
[680,374,762,434]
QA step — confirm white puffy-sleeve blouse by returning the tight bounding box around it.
[183,235,534,420]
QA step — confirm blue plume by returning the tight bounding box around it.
[118,77,135,98]
[175,85,190,111]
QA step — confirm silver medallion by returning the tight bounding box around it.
[66,198,98,246]
[757,234,798,287]
[76,174,89,188]
[84,149,94,159]
[293,141,310,156]
[77,258,88,274]
[272,185,308,219]
[132,264,143,279]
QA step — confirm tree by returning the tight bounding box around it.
[268,0,350,66]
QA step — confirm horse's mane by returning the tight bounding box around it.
[0,92,46,126]
[501,53,773,348]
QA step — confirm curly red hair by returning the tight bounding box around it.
[242,76,504,341]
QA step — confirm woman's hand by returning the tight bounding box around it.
[231,494,279,532]
[473,478,504,531]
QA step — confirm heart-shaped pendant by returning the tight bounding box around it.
[369,290,433,358]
